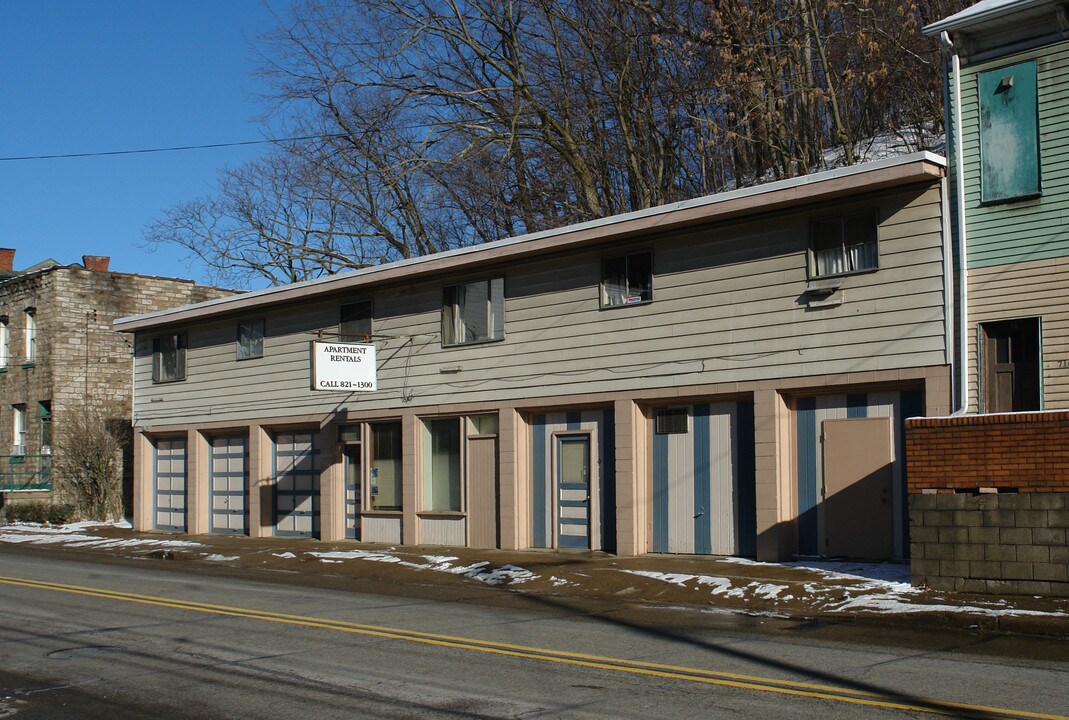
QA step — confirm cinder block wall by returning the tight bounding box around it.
[907,412,1069,596]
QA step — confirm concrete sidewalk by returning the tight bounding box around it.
[1,521,1067,638]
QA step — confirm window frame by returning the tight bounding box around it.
[367,420,403,513]
[600,251,653,309]
[339,299,374,343]
[236,318,265,361]
[12,404,26,455]
[38,401,51,452]
[807,211,880,280]
[655,407,690,435]
[0,316,8,370]
[23,308,36,362]
[152,332,188,384]
[441,277,505,347]
[422,417,463,513]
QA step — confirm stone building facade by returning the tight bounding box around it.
[0,249,236,515]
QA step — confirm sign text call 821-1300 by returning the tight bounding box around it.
[311,341,377,391]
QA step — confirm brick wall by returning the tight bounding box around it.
[907,412,1069,596]
[906,411,1069,493]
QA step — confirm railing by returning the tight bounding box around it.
[0,454,52,492]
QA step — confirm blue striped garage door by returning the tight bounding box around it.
[652,402,756,556]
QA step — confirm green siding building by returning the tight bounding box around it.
[927,0,1069,413]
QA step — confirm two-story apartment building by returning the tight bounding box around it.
[905,0,1069,596]
[0,251,234,516]
[117,153,952,562]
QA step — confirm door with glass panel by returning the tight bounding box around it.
[154,438,187,531]
[556,435,591,549]
[210,435,247,534]
[273,431,319,537]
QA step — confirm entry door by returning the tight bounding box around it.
[822,417,892,559]
[983,319,1040,412]
[467,435,498,549]
[556,435,591,549]
[154,438,187,531]
[274,431,319,537]
[344,443,361,540]
[210,436,247,534]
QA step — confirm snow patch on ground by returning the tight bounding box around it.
[271,552,296,559]
[628,561,1068,618]
[306,550,540,586]
[0,523,202,551]
[203,554,239,562]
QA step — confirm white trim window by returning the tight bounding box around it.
[0,316,8,369]
[12,404,26,455]
[809,212,879,278]
[24,308,36,361]
[442,278,504,346]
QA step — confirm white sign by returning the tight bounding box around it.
[311,341,377,391]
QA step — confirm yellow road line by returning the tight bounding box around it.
[0,574,1062,720]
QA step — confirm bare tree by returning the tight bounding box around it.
[146,0,965,286]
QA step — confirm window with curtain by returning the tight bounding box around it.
[152,332,187,383]
[601,251,652,308]
[236,319,264,360]
[809,212,878,278]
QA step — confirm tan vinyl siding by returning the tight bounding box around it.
[968,256,1069,410]
[960,41,1069,267]
[133,184,947,428]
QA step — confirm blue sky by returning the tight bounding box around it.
[0,1,283,285]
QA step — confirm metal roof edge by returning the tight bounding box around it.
[114,152,946,332]
[923,0,1052,36]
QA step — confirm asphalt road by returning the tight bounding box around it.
[0,550,1067,720]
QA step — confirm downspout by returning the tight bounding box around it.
[942,30,970,415]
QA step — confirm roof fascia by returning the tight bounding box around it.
[115,152,946,333]
[923,0,1053,36]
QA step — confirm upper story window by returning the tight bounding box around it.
[979,61,1039,204]
[442,278,504,346]
[809,212,878,278]
[339,300,373,342]
[0,316,8,369]
[601,251,652,308]
[24,307,36,361]
[152,332,187,383]
[236,319,264,360]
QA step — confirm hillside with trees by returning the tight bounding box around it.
[145,0,967,287]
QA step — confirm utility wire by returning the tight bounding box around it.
[0,134,343,162]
